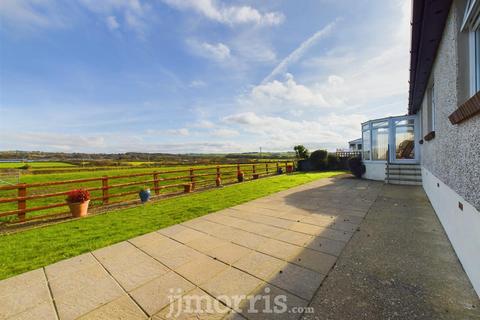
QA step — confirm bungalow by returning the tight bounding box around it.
[361,0,480,296]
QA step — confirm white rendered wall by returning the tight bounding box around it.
[422,167,480,297]
[363,162,386,181]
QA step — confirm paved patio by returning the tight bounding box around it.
[1,176,478,319]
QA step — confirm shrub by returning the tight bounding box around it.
[66,189,91,203]
[310,150,328,170]
[348,157,365,178]
[327,154,339,170]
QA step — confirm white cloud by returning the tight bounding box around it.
[239,73,329,110]
[222,111,366,150]
[0,0,66,29]
[189,80,207,88]
[210,128,239,137]
[79,0,149,35]
[188,40,231,61]
[160,0,284,26]
[106,15,120,30]
[166,128,190,136]
[262,21,336,83]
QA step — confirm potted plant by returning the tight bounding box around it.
[66,189,90,218]
[253,173,259,179]
[216,176,222,187]
[139,187,151,203]
[237,171,244,182]
[277,167,284,174]
[286,165,294,173]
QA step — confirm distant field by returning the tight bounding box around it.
[0,162,75,169]
[0,162,293,222]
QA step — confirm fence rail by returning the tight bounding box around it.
[335,151,362,158]
[0,161,294,224]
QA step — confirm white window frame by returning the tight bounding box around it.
[462,0,480,96]
[427,84,435,132]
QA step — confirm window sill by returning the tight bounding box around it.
[449,91,480,124]
[424,131,436,141]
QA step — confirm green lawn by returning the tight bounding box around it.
[0,161,75,169]
[0,171,343,280]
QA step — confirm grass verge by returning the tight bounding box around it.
[0,171,344,280]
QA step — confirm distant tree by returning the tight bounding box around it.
[293,145,309,159]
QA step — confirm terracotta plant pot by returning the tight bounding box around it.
[68,200,90,218]
[216,176,221,187]
[286,165,294,173]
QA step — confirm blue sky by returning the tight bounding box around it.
[0,0,410,153]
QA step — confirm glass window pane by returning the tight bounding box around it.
[395,125,415,160]
[362,129,371,160]
[395,119,414,126]
[372,121,388,128]
[372,128,389,160]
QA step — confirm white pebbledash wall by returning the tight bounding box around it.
[418,1,480,297]
[363,162,386,181]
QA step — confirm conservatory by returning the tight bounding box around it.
[361,114,420,180]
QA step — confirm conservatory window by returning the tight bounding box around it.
[362,128,371,160]
[371,126,389,160]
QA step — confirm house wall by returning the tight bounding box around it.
[419,0,480,296]
[363,162,385,181]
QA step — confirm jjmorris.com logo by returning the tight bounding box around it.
[165,287,314,318]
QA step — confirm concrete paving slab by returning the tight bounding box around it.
[152,244,205,270]
[93,242,169,291]
[200,268,263,309]
[46,254,124,320]
[152,287,230,320]
[290,249,337,274]
[273,229,313,247]
[130,271,195,316]
[304,236,346,256]
[257,239,303,261]
[233,251,286,281]
[77,295,147,320]
[205,242,253,265]
[158,225,206,244]
[239,285,308,320]
[0,269,55,320]
[269,263,325,301]
[175,255,229,285]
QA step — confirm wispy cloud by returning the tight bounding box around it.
[262,21,337,84]
[160,0,284,26]
[187,40,231,62]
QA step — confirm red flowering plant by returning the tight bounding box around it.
[66,189,91,203]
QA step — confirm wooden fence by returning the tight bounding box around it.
[0,161,294,224]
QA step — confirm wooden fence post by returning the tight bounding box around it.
[102,176,109,205]
[153,172,160,195]
[18,183,27,221]
[190,168,195,191]
[237,163,240,174]
[216,166,221,186]
[285,161,288,173]
[252,164,256,174]
[276,162,279,173]
[266,162,269,174]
